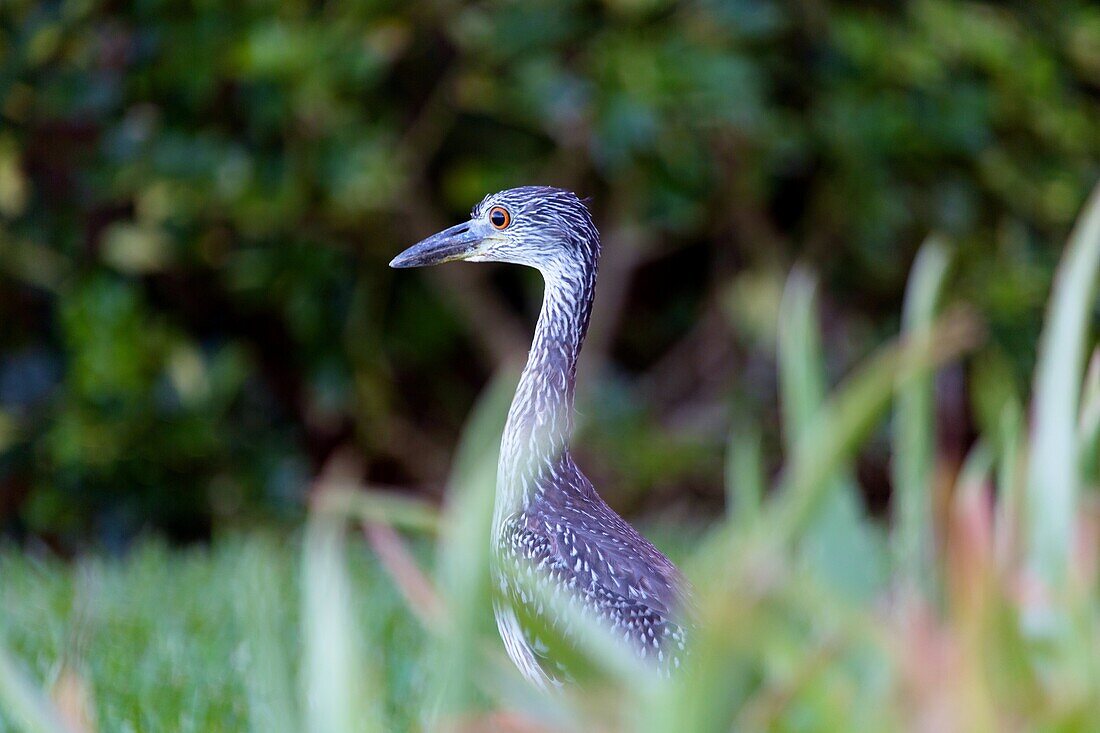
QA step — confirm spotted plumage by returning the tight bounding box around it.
[493,462,688,687]
[391,186,690,689]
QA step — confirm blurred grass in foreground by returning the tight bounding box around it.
[0,536,438,733]
[1,183,1099,730]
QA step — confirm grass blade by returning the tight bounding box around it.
[945,442,999,732]
[1079,348,1100,487]
[0,642,77,733]
[1024,182,1100,607]
[777,267,829,445]
[237,537,299,733]
[316,488,440,534]
[994,399,1026,573]
[725,423,764,528]
[892,238,952,597]
[301,504,383,733]
[776,267,886,599]
[427,372,516,723]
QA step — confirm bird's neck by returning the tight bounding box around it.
[497,260,596,514]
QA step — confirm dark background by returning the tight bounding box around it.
[1,0,1098,548]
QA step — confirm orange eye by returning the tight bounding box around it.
[488,206,511,229]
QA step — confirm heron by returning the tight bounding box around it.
[390,186,688,688]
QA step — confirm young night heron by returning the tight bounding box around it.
[390,186,688,688]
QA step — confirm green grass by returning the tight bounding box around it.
[0,536,431,733]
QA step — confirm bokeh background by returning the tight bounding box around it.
[2,0,1099,549]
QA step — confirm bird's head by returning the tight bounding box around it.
[389,186,600,274]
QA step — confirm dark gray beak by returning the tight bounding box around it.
[389,221,483,268]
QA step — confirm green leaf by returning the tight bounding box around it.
[1078,349,1100,487]
[725,423,763,527]
[776,267,886,600]
[301,509,385,733]
[892,237,952,598]
[1023,182,1100,610]
[994,398,1026,571]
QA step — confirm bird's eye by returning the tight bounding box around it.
[489,206,511,230]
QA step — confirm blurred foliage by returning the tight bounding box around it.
[0,0,1099,542]
[0,196,1095,730]
[0,536,430,733]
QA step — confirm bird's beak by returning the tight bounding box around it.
[389,221,484,268]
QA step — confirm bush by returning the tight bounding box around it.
[1,2,1099,542]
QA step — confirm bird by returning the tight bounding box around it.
[390,186,689,689]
